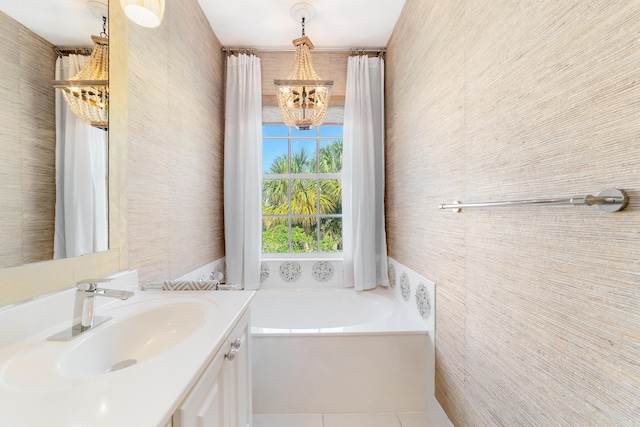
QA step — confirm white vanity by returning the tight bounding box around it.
[172,308,251,427]
[0,271,253,427]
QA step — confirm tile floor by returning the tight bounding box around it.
[253,412,433,427]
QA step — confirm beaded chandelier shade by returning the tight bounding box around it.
[52,18,108,130]
[274,15,333,130]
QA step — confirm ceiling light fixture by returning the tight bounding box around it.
[52,3,109,130]
[274,3,333,130]
[120,0,165,28]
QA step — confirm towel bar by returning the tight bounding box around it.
[439,188,628,213]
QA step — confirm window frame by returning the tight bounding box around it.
[261,123,343,259]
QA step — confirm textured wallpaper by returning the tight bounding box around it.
[126,0,226,284]
[386,0,640,425]
[0,12,57,268]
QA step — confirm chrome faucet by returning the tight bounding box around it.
[48,279,135,341]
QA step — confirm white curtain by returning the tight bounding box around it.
[53,54,108,259]
[343,55,389,291]
[224,54,262,290]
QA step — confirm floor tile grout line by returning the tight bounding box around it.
[322,412,404,427]
[252,411,429,427]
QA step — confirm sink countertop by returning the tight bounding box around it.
[0,288,254,427]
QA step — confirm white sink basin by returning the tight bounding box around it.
[0,285,254,427]
[59,301,206,377]
[1,297,215,391]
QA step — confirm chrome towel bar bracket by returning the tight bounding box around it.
[439,188,628,213]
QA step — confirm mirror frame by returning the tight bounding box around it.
[0,2,129,307]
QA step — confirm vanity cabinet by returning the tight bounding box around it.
[172,310,252,427]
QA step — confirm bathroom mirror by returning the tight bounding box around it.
[0,0,110,270]
[0,0,128,307]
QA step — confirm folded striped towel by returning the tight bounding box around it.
[162,280,219,291]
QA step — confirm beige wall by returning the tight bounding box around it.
[0,12,57,268]
[386,1,640,425]
[126,0,226,284]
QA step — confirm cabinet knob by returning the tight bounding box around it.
[225,348,238,361]
[225,338,243,360]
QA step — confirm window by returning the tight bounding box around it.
[262,124,343,256]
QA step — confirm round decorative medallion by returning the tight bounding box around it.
[260,262,270,283]
[279,261,302,282]
[312,261,334,282]
[388,263,396,288]
[415,283,431,319]
[400,272,411,301]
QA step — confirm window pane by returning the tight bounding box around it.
[262,218,289,253]
[290,179,317,215]
[263,125,289,137]
[291,127,316,137]
[320,218,342,253]
[319,139,342,173]
[261,124,343,256]
[292,217,318,253]
[263,139,289,174]
[291,139,317,173]
[320,179,342,214]
[262,179,289,215]
[319,125,343,137]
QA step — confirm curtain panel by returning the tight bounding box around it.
[343,55,389,291]
[223,54,262,289]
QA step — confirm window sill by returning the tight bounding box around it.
[261,255,343,261]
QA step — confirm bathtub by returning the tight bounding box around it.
[250,286,430,414]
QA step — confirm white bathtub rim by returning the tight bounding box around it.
[250,286,428,336]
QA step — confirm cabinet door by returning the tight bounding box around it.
[173,352,228,427]
[226,312,252,427]
[173,309,252,427]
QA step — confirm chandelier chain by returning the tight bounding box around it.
[101,16,108,38]
[301,17,305,37]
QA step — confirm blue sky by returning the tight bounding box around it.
[262,125,343,173]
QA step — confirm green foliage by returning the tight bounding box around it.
[261,224,290,253]
[291,226,314,253]
[315,141,343,174]
[320,234,340,252]
[261,224,315,253]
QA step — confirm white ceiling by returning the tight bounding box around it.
[198,0,406,50]
[0,0,107,47]
[0,0,406,50]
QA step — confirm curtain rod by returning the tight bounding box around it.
[54,47,93,57]
[221,47,258,55]
[222,47,386,56]
[349,48,386,57]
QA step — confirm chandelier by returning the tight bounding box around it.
[52,16,109,130]
[274,3,333,130]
